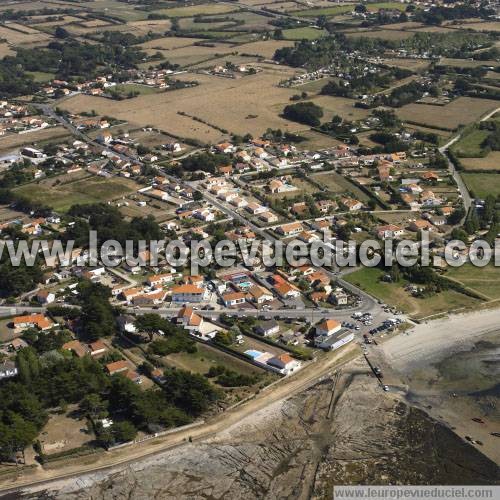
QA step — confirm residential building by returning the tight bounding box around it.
[254,320,280,337]
[222,291,246,307]
[0,361,18,380]
[171,284,207,303]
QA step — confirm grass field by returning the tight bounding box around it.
[282,27,328,40]
[296,1,404,17]
[113,83,161,96]
[152,4,239,17]
[165,342,266,376]
[345,267,481,318]
[462,173,500,198]
[461,152,500,171]
[397,97,500,131]
[451,126,490,157]
[0,126,70,155]
[61,70,302,143]
[346,29,414,41]
[26,71,56,82]
[445,264,500,300]
[15,175,139,212]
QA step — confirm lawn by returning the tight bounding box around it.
[15,175,139,212]
[345,266,480,319]
[462,173,500,198]
[165,343,267,377]
[445,264,500,300]
[282,27,328,40]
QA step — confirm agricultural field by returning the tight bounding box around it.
[345,266,481,319]
[460,152,500,171]
[397,97,500,131]
[236,39,295,59]
[0,126,70,155]
[112,83,162,97]
[61,70,304,143]
[295,129,342,150]
[86,0,150,21]
[151,4,240,18]
[138,37,207,51]
[451,21,500,32]
[311,95,372,122]
[439,58,499,69]
[346,29,415,41]
[451,127,490,157]
[14,174,140,212]
[0,43,15,58]
[379,57,432,72]
[0,24,52,46]
[295,4,354,17]
[462,173,500,198]
[282,27,328,40]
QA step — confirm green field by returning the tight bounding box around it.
[462,173,500,198]
[445,264,500,300]
[345,266,481,318]
[296,2,405,17]
[152,4,239,18]
[282,27,328,40]
[26,71,55,83]
[113,83,160,96]
[451,126,490,157]
[15,175,139,212]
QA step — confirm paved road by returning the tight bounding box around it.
[438,106,500,219]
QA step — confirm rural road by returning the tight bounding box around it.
[439,105,500,217]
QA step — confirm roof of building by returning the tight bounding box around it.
[317,318,341,332]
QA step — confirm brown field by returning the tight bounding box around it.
[254,1,304,12]
[485,71,500,80]
[411,26,454,33]
[0,24,52,46]
[190,54,252,69]
[461,152,500,171]
[0,0,79,10]
[0,43,15,58]
[295,129,342,150]
[311,95,372,121]
[379,57,432,71]
[138,37,207,50]
[31,15,82,27]
[0,126,70,155]
[61,70,305,143]
[79,18,112,28]
[156,44,233,67]
[380,22,424,30]
[236,39,295,58]
[15,174,141,212]
[346,29,414,41]
[68,19,173,37]
[454,21,500,32]
[39,410,92,455]
[397,97,500,131]
[439,57,499,68]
